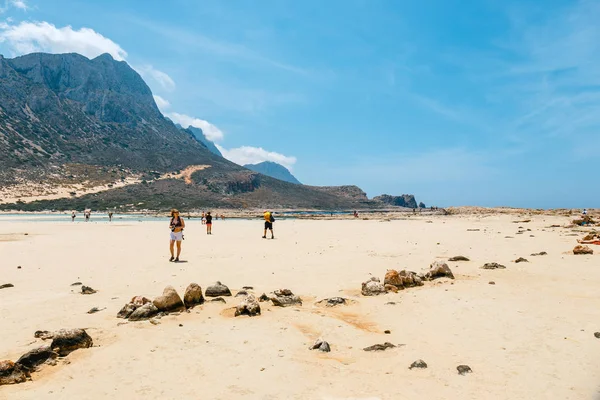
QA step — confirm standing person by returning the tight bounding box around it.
[583,209,588,216]
[263,210,274,239]
[108,212,113,222]
[206,212,213,235]
[71,211,76,222]
[84,209,91,222]
[201,212,206,225]
[169,209,185,262]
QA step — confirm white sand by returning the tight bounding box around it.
[0,215,599,399]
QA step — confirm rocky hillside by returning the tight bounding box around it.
[373,194,418,208]
[174,123,222,157]
[244,161,301,184]
[0,52,386,210]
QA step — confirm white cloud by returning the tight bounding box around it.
[216,145,297,170]
[166,112,224,142]
[137,65,175,91]
[10,0,28,10]
[153,95,170,111]
[0,21,127,60]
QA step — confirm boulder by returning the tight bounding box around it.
[235,290,248,297]
[514,257,529,263]
[573,245,593,255]
[258,293,269,302]
[16,346,57,371]
[481,263,506,270]
[183,283,204,308]
[205,281,232,297]
[425,261,455,280]
[0,360,29,386]
[235,294,261,317]
[117,303,137,319]
[50,329,93,356]
[409,359,427,369]
[594,332,600,338]
[152,286,185,312]
[271,289,302,307]
[0,283,14,289]
[210,297,226,303]
[384,284,399,293]
[310,339,331,352]
[362,277,387,296]
[384,270,403,287]
[363,342,396,352]
[448,256,470,261]
[128,303,159,321]
[457,365,473,375]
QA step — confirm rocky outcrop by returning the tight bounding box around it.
[244,161,301,185]
[128,303,159,321]
[16,346,57,371]
[270,289,302,307]
[0,360,29,385]
[316,297,347,307]
[117,303,137,319]
[361,277,387,296]
[383,269,424,289]
[373,194,418,208]
[183,283,204,308]
[152,286,185,312]
[50,329,93,356]
[205,282,232,297]
[235,294,261,317]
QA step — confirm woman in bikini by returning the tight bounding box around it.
[169,209,185,262]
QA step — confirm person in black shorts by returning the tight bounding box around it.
[206,212,213,235]
[263,210,274,239]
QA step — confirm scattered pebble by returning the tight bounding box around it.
[70,282,82,286]
[489,281,496,285]
[457,365,473,375]
[384,330,391,334]
[409,359,427,369]
[481,263,506,270]
[81,286,97,295]
[363,342,396,352]
[448,256,470,261]
[514,257,528,263]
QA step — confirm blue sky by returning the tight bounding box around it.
[1,0,598,208]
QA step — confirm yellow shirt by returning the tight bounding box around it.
[264,212,271,222]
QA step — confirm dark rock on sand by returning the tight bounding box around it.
[205,281,232,297]
[210,297,226,303]
[258,293,269,302]
[317,297,347,307]
[183,283,204,308]
[129,303,159,321]
[50,329,93,356]
[384,330,391,334]
[385,269,424,288]
[235,290,248,297]
[131,296,152,306]
[448,256,470,262]
[87,307,103,314]
[514,257,529,263]
[594,332,600,338]
[70,282,82,286]
[271,289,302,307]
[489,281,496,285]
[0,284,14,289]
[425,261,455,280]
[481,263,506,270]
[235,294,261,317]
[34,330,54,340]
[0,360,29,386]
[117,303,137,319]
[363,342,396,352]
[530,252,547,256]
[153,286,185,312]
[457,365,473,375]
[16,346,57,371]
[362,277,387,296]
[573,245,593,255]
[310,339,331,352]
[384,284,399,293]
[409,359,428,369]
[242,286,254,290]
[81,285,97,295]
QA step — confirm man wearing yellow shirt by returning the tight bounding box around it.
[263,210,275,239]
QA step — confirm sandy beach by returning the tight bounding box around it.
[1,214,599,399]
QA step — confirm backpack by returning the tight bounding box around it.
[270,214,275,222]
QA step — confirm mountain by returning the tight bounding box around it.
[372,194,418,208]
[174,123,222,157]
[0,52,384,210]
[244,161,301,184]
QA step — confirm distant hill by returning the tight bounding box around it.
[372,194,418,208]
[0,52,383,210]
[244,161,301,184]
[174,123,222,157]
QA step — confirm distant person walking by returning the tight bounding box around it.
[583,209,588,216]
[201,212,206,225]
[84,209,91,222]
[169,209,185,262]
[71,211,76,222]
[108,212,113,222]
[206,212,213,235]
[263,210,275,239]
